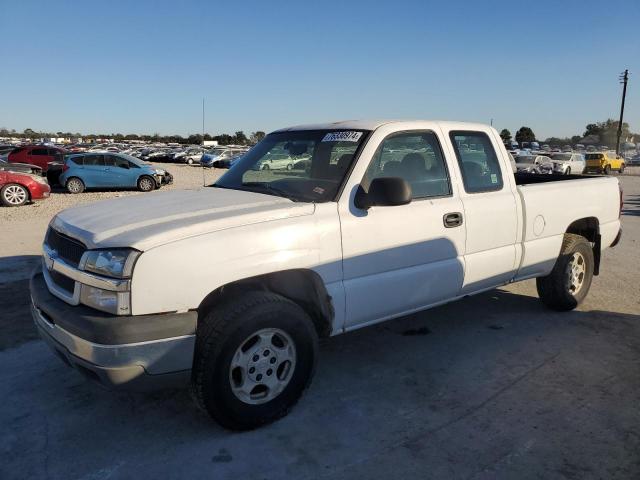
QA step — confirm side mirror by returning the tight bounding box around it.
[354,177,412,210]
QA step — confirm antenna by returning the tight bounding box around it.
[202,97,206,187]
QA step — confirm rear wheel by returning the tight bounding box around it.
[187,158,194,165]
[66,177,85,194]
[619,163,625,174]
[286,163,293,171]
[137,175,155,192]
[191,291,318,430]
[536,234,594,311]
[1,184,29,206]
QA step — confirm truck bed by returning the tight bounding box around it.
[514,172,598,185]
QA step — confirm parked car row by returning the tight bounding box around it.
[510,150,626,176]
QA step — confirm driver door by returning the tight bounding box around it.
[338,129,466,330]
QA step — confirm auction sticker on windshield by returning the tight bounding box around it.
[322,131,363,142]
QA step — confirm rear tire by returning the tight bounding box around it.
[191,291,318,430]
[619,163,625,174]
[66,177,85,194]
[1,183,29,206]
[536,234,594,311]
[137,175,155,192]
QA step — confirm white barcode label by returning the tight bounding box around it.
[322,131,363,142]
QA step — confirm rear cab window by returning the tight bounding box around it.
[449,131,503,193]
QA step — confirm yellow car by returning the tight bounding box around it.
[584,152,625,174]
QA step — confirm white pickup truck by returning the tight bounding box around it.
[31,120,623,430]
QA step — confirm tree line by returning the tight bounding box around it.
[499,119,636,147]
[0,128,266,146]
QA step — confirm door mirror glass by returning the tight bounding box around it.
[355,177,412,209]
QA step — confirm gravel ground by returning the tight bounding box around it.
[0,163,226,223]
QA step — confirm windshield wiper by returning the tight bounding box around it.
[241,182,300,201]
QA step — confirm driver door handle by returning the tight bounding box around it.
[443,212,463,228]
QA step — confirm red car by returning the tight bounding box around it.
[8,145,66,172]
[0,170,51,207]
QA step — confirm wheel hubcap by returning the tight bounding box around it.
[229,328,296,405]
[4,185,27,204]
[141,178,152,190]
[566,252,586,294]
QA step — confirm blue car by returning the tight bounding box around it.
[60,153,169,194]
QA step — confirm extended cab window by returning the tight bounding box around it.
[363,131,451,199]
[450,131,503,193]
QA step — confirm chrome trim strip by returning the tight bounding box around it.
[42,258,81,305]
[43,244,130,292]
[31,301,195,375]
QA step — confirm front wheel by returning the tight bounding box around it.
[187,158,194,165]
[604,165,611,175]
[137,175,156,192]
[619,163,625,174]
[1,183,29,206]
[536,234,594,311]
[565,167,571,175]
[191,291,318,430]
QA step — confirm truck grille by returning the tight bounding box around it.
[49,270,75,294]
[45,228,86,267]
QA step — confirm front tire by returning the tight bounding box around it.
[604,165,611,175]
[137,175,155,192]
[66,177,85,194]
[619,163,625,174]
[536,234,594,311]
[1,183,29,206]
[191,291,318,430]
[565,167,571,175]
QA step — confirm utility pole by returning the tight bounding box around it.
[616,69,629,156]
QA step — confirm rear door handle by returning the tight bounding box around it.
[443,212,463,228]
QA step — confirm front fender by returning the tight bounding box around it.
[130,203,342,316]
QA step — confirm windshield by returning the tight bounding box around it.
[551,154,572,160]
[214,129,370,202]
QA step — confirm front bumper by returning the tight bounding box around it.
[30,268,196,391]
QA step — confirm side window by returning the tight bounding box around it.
[114,156,130,169]
[104,155,116,167]
[68,156,83,166]
[450,131,503,193]
[30,148,48,156]
[363,131,451,199]
[83,154,104,166]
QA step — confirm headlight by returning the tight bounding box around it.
[155,168,165,175]
[27,173,48,184]
[83,249,140,278]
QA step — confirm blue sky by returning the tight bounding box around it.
[2,0,639,139]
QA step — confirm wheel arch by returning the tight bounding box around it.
[197,269,334,338]
[566,217,601,275]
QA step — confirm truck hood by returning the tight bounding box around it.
[51,188,315,251]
